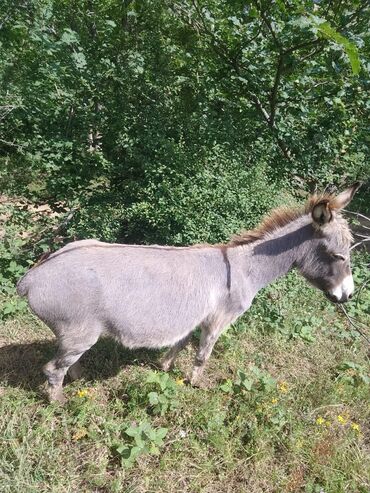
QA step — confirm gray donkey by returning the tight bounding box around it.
[17,184,359,402]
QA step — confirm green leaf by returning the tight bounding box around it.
[115,445,130,457]
[228,16,241,27]
[360,374,370,385]
[130,445,143,459]
[236,371,253,390]
[316,21,360,75]
[148,391,159,405]
[220,379,233,393]
[145,371,161,385]
[60,29,79,45]
[242,378,253,391]
[158,394,168,404]
[261,375,276,391]
[300,16,361,75]
[298,326,316,343]
[155,427,168,442]
[71,52,87,69]
[125,425,139,437]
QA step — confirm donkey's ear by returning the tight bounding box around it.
[312,200,332,225]
[332,182,361,210]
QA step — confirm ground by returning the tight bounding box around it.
[0,270,369,493]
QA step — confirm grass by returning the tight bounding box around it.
[0,270,369,493]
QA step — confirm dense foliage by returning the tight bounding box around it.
[1,0,369,250]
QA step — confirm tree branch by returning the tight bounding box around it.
[296,45,325,64]
[286,38,322,54]
[259,7,282,51]
[0,138,22,149]
[269,52,284,128]
[345,3,369,27]
[0,105,18,122]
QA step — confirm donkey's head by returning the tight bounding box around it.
[298,183,360,303]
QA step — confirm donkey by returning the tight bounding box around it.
[17,184,359,402]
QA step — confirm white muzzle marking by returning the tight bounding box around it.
[329,274,354,302]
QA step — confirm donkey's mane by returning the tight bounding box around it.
[228,193,341,247]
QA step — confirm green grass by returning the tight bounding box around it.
[0,271,369,493]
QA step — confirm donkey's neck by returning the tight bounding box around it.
[238,216,313,293]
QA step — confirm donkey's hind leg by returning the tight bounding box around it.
[160,333,192,371]
[43,327,100,403]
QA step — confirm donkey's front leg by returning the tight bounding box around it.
[190,324,224,386]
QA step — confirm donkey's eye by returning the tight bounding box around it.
[332,253,346,261]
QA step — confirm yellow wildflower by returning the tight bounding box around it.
[337,415,347,425]
[175,378,185,386]
[76,389,89,398]
[271,398,278,405]
[325,420,331,427]
[278,382,288,393]
[316,416,325,425]
[351,423,360,432]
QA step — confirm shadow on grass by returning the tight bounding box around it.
[0,337,163,392]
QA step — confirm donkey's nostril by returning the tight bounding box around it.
[348,293,353,300]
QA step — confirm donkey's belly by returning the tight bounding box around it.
[111,324,193,349]
[106,315,197,349]
[104,298,207,349]
[99,273,213,347]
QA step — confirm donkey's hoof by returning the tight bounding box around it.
[159,359,174,372]
[46,386,66,405]
[189,373,208,388]
[190,378,208,389]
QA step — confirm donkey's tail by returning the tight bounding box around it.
[16,273,30,297]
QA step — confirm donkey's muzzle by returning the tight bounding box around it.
[325,292,350,304]
[326,274,354,304]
